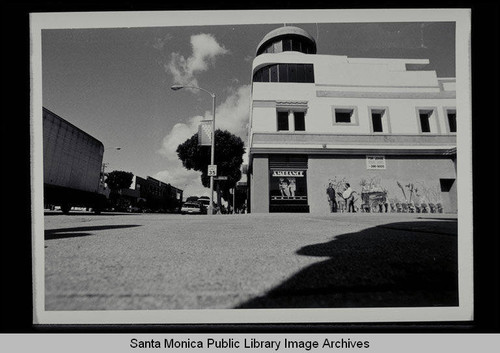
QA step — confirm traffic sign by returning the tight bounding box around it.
[207,165,217,176]
[214,176,228,181]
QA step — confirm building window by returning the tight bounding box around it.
[417,109,438,133]
[256,35,316,56]
[288,64,297,82]
[261,66,270,82]
[419,112,431,133]
[277,111,289,131]
[294,112,306,131]
[334,109,354,123]
[253,69,262,82]
[447,110,457,133]
[253,64,314,83]
[278,64,288,82]
[332,107,358,126]
[282,38,292,51]
[270,65,278,82]
[277,109,307,132]
[369,108,389,133]
[372,112,383,132]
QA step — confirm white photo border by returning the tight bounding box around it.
[30,8,473,325]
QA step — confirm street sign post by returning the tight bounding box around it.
[208,165,217,177]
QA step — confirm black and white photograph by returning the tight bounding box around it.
[28,9,475,326]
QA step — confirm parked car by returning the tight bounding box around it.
[180,202,203,215]
[197,196,210,209]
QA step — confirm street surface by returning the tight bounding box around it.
[44,212,458,310]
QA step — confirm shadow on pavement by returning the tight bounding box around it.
[44,211,134,216]
[236,220,458,309]
[45,225,142,240]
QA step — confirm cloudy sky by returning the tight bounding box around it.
[40,11,456,199]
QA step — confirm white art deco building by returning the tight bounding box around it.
[246,26,457,214]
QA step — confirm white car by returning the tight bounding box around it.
[180,202,202,214]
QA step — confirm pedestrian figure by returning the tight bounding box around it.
[326,182,337,213]
[342,183,356,213]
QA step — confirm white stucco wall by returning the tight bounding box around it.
[250,53,456,136]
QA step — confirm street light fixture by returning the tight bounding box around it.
[171,84,216,216]
[100,146,122,190]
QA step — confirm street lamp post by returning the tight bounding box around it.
[171,84,216,216]
[100,147,122,191]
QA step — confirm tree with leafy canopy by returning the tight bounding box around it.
[176,129,245,207]
[105,170,134,191]
[105,170,134,211]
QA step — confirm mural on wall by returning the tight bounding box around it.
[325,175,444,213]
[325,176,361,213]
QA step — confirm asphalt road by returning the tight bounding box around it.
[43,212,458,311]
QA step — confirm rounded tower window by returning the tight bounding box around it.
[256,26,317,56]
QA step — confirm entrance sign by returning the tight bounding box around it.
[366,155,386,170]
[207,164,217,176]
[272,170,304,177]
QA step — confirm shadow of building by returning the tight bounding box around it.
[237,220,458,308]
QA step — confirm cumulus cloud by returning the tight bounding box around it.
[167,33,229,88]
[213,84,251,138]
[155,84,251,199]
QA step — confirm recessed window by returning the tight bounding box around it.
[294,112,306,131]
[335,109,353,123]
[447,111,457,133]
[332,107,358,126]
[418,110,433,133]
[372,112,383,132]
[277,111,289,131]
[369,109,390,133]
[419,112,431,132]
[417,108,439,133]
[277,109,307,132]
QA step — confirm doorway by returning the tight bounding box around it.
[440,178,457,213]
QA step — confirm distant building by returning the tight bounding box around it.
[247,26,457,214]
[134,176,183,212]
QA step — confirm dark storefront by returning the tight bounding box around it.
[269,155,309,213]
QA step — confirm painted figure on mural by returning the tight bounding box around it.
[279,178,290,197]
[342,183,356,212]
[326,182,337,213]
[288,178,296,197]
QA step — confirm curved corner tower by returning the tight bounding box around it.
[255,26,317,56]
